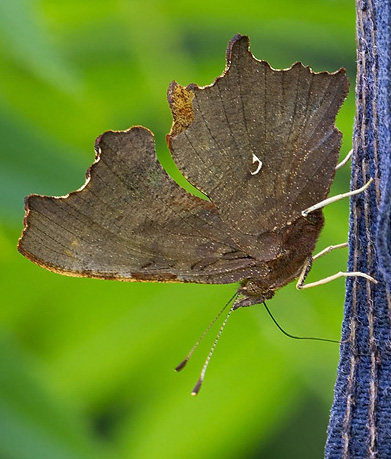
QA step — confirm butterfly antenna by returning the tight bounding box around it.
[262,301,340,344]
[192,303,235,396]
[175,293,238,372]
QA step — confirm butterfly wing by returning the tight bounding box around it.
[167,34,349,259]
[18,127,265,283]
[19,34,349,283]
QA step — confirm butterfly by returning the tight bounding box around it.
[18,34,349,312]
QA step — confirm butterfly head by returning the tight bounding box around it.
[233,279,275,309]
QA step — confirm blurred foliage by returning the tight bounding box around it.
[0,0,355,458]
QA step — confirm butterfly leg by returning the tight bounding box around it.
[296,242,377,290]
[335,149,352,170]
[301,177,373,217]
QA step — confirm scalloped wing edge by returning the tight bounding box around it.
[166,34,348,144]
[17,126,198,283]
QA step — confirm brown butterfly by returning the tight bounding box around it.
[18,34,350,313]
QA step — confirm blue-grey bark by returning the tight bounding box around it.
[325,0,391,457]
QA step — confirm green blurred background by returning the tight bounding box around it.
[0,1,355,458]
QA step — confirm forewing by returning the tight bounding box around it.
[18,127,264,283]
[167,35,349,256]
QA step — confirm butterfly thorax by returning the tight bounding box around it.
[233,210,324,309]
